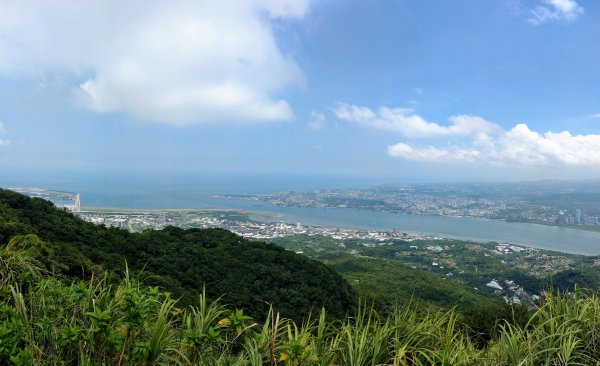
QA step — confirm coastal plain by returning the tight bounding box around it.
[76,207,600,311]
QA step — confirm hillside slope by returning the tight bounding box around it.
[0,189,356,321]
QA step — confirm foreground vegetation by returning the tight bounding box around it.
[5,189,600,364]
[3,244,600,365]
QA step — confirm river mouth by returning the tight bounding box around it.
[11,180,600,256]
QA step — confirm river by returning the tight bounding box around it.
[199,197,600,256]
[3,171,600,255]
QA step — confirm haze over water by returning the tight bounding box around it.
[3,171,599,256]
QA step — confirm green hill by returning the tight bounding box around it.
[0,188,356,321]
[0,243,597,365]
[270,234,504,311]
[6,188,600,365]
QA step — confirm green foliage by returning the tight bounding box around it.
[6,188,600,364]
[272,234,514,337]
[0,235,45,291]
[0,264,600,366]
[327,253,502,312]
[0,188,357,322]
[2,244,600,364]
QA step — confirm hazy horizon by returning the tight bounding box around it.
[2,167,600,197]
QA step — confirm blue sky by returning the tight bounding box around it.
[0,0,599,183]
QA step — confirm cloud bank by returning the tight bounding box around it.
[334,103,600,168]
[0,0,309,124]
[333,103,500,138]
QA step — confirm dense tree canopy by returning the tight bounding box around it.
[0,189,356,321]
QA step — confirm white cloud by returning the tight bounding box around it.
[335,103,600,168]
[307,111,327,130]
[587,113,600,120]
[0,0,309,124]
[388,144,480,163]
[388,123,600,167]
[529,0,584,25]
[333,103,500,138]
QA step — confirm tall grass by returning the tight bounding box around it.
[4,248,600,365]
[484,289,599,366]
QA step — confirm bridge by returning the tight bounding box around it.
[8,187,81,212]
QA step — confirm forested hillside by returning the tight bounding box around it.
[5,189,600,364]
[0,189,356,321]
[1,245,599,365]
[271,235,505,312]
